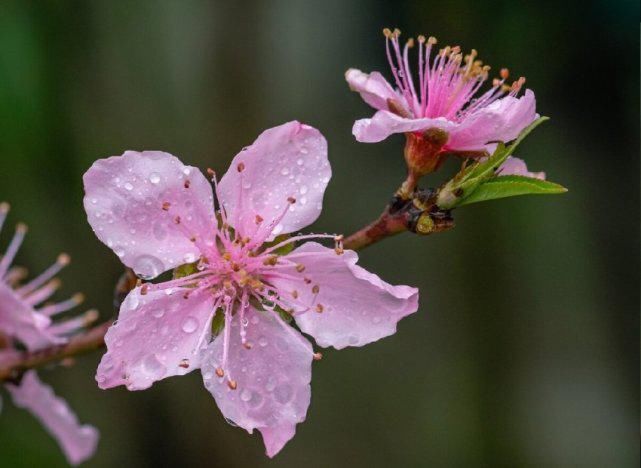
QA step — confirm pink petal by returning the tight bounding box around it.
[345,68,400,111]
[446,89,538,152]
[83,150,216,279]
[217,122,330,240]
[498,156,546,180]
[6,371,99,465]
[0,282,62,350]
[96,287,214,391]
[201,307,313,458]
[268,242,419,349]
[352,110,456,143]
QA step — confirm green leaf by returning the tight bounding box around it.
[211,308,225,336]
[173,261,199,279]
[457,175,567,206]
[437,116,550,209]
[262,234,294,256]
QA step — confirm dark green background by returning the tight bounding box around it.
[0,1,638,466]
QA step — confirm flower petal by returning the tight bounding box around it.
[268,242,419,349]
[217,122,330,240]
[83,150,216,279]
[96,287,214,391]
[345,68,400,111]
[6,371,99,465]
[201,307,313,457]
[498,156,546,180]
[447,89,538,151]
[352,110,456,143]
[0,282,62,350]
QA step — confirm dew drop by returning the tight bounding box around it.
[181,316,199,333]
[274,384,293,404]
[299,185,308,195]
[280,167,290,176]
[141,354,166,379]
[149,172,161,184]
[124,182,134,191]
[258,336,268,347]
[133,255,165,279]
[152,308,165,318]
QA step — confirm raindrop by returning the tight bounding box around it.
[258,336,268,347]
[124,182,134,191]
[182,316,199,333]
[133,255,165,279]
[152,308,165,318]
[274,384,293,404]
[141,354,166,379]
[149,173,161,184]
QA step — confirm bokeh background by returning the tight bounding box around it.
[0,1,638,466]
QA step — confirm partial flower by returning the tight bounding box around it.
[0,202,99,466]
[83,121,419,457]
[346,28,538,178]
[497,156,545,180]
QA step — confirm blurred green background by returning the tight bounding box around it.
[0,0,638,466]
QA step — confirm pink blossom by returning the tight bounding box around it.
[83,121,419,457]
[497,156,546,180]
[0,202,99,466]
[346,29,538,153]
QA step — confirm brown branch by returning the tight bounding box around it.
[0,321,111,383]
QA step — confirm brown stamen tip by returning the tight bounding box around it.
[312,285,320,294]
[179,358,190,369]
[16,223,28,234]
[174,216,181,224]
[295,264,305,273]
[189,236,197,243]
[206,168,216,178]
[406,38,415,48]
[162,201,171,211]
[237,162,245,172]
[427,36,437,45]
[0,202,9,213]
[83,309,99,326]
[140,284,149,295]
[287,196,296,204]
[60,357,76,367]
[263,256,278,266]
[304,277,312,284]
[382,27,392,37]
[255,214,263,224]
[393,28,401,37]
[183,180,191,189]
[313,352,323,361]
[335,247,344,255]
[227,379,238,390]
[291,290,299,299]
[243,342,253,350]
[417,35,426,43]
[500,68,509,80]
[315,303,324,313]
[215,367,224,377]
[72,292,85,304]
[57,253,71,265]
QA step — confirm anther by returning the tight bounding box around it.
[313,352,323,361]
[184,180,191,189]
[255,214,263,224]
[215,367,224,377]
[227,379,238,390]
[427,36,437,45]
[83,309,99,326]
[190,236,197,243]
[383,27,392,37]
[206,168,216,179]
[417,35,426,43]
[0,202,9,214]
[287,196,296,204]
[222,252,231,261]
[393,28,401,37]
[179,359,190,369]
[16,223,28,234]
[304,277,312,284]
[57,253,71,266]
[315,303,324,313]
[162,202,171,211]
[500,68,509,80]
[243,342,253,350]
[263,256,278,266]
[140,284,149,295]
[291,290,299,299]
[237,162,245,172]
[295,264,305,273]
[312,285,320,294]
[174,216,181,224]
[72,292,85,304]
[406,38,415,48]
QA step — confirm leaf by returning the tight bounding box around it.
[262,234,294,256]
[437,116,550,209]
[211,308,225,336]
[173,261,199,280]
[457,175,567,206]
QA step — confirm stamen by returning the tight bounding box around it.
[0,223,27,277]
[17,253,69,296]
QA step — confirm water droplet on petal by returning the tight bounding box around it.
[274,384,293,404]
[124,182,134,191]
[149,172,161,184]
[133,255,165,280]
[258,336,268,347]
[141,354,166,379]
[182,316,199,333]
